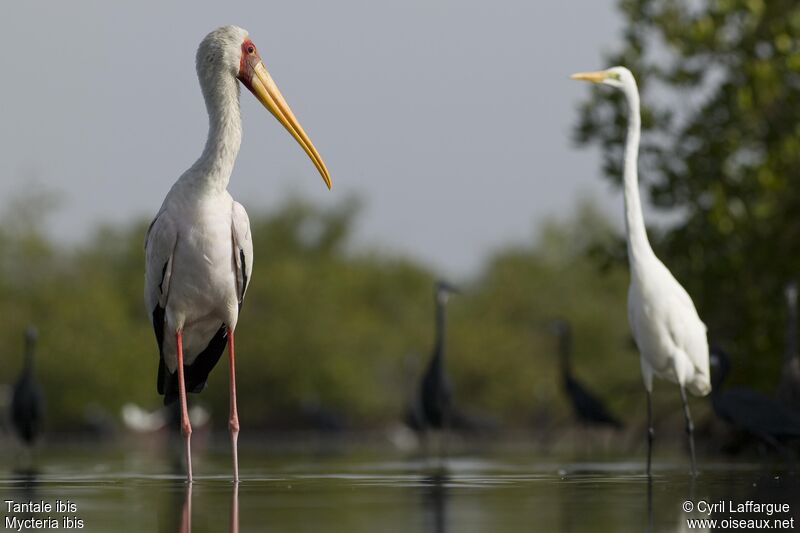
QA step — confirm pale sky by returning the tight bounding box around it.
[0,1,625,276]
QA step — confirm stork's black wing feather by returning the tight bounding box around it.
[238,248,248,310]
[153,303,167,395]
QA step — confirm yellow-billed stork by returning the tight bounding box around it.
[144,25,330,483]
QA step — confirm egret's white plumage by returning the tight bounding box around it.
[572,66,710,475]
[144,25,329,482]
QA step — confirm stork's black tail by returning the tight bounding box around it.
[156,322,228,406]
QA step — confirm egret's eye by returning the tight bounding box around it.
[608,72,621,80]
[247,45,255,54]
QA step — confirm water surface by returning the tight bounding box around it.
[2,443,798,532]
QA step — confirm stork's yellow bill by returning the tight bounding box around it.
[237,38,332,189]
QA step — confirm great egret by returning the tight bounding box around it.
[778,281,800,411]
[144,25,331,482]
[10,326,44,447]
[548,319,622,430]
[571,67,711,476]
[710,347,800,453]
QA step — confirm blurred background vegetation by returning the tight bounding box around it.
[2,0,798,439]
[0,191,641,433]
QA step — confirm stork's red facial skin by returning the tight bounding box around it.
[234,36,332,188]
[238,38,261,88]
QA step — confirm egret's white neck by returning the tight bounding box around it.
[621,83,655,270]
[182,73,242,193]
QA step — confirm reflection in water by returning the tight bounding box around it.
[421,473,448,533]
[159,482,240,533]
[643,468,800,533]
[10,468,39,525]
[158,430,190,533]
[230,483,239,533]
[672,476,704,533]
[711,469,800,529]
[158,483,187,533]
[180,484,192,533]
[9,449,800,532]
[646,477,653,533]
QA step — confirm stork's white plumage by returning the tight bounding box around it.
[571,67,710,476]
[145,25,330,482]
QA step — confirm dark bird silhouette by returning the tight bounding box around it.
[403,351,425,432]
[778,282,800,412]
[10,327,45,446]
[411,281,459,436]
[710,347,800,451]
[549,319,623,429]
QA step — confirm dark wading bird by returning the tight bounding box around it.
[11,327,44,447]
[710,347,800,454]
[407,282,459,451]
[572,67,711,477]
[548,319,622,430]
[778,282,800,412]
[144,25,331,482]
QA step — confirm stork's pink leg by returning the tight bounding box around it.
[227,328,240,482]
[176,330,193,483]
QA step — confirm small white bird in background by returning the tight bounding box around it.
[571,67,710,476]
[121,403,210,433]
[144,25,331,483]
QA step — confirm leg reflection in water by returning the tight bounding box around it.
[166,480,238,533]
[421,473,448,533]
[180,483,192,533]
[230,482,239,533]
[645,477,653,533]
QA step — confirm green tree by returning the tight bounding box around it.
[574,0,800,386]
[451,202,638,427]
[1,193,649,433]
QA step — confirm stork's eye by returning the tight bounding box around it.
[247,45,255,54]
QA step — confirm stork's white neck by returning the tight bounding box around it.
[621,82,655,270]
[182,73,242,194]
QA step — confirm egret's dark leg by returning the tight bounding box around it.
[679,384,697,477]
[646,390,654,477]
[227,328,240,483]
[176,330,193,483]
